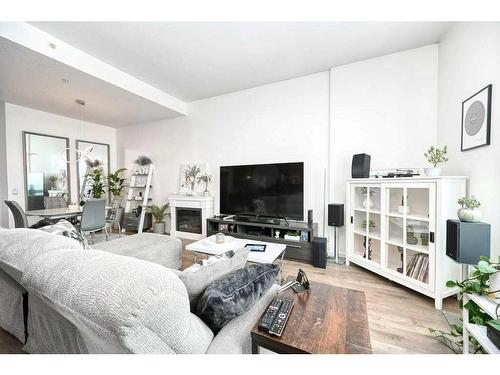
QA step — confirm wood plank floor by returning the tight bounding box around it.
[0,238,458,354]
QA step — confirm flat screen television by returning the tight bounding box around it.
[220,162,304,220]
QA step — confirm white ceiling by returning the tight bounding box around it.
[0,36,182,127]
[30,22,452,102]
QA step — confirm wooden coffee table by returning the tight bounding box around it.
[251,277,372,354]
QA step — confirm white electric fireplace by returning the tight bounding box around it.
[169,195,214,240]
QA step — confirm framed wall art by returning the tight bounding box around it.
[461,84,492,151]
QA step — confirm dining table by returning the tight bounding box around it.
[26,206,112,220]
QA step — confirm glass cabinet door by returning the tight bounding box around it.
[351,185,382,266]
[384,184,434,288]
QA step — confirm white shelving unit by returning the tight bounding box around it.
[124,164,154,233]
[346,176,467,309]
[463,293,500,354]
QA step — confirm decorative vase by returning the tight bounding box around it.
[362,196,373,209]
[457,208,482,223]
[489,272,500,298]
[153,222,165,234]
[189,180,196,196]
[424,167,442,177]
[216,232,225,244]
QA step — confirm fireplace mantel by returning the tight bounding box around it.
[169,195,214,240]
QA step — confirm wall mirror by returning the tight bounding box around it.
[76,140,110,200]
[23,132,70,211]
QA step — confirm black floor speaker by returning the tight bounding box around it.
[312,237,327,269]
[328,204,344,227]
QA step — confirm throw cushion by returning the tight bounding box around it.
[179,247,249,310]
[38,219,91,250]
[196,263,280,333]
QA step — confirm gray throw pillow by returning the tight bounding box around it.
[196,263,280,333]
[38,219,91,250]
[179,247,249,310]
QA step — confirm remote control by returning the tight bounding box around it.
[258,298,283,331]
[268,298,294,337]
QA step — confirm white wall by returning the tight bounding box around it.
[0,102,8,227]
[4,103,117,226]
[437,23,500,259]
[329,45,439,256]
[117,72,330,234]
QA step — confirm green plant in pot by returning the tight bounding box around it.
[197,173,212,196]
[147,203,170,234]
[107,168,127,199]
[49,175,59,189]
[107,168,127,228]
[457,195,481,223]
[429,256,500,353]
[424,145,448,177]
[87,167,106,198]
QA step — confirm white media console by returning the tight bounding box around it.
[345,176,467,309]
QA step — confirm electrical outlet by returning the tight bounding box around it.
[12,188,18,195]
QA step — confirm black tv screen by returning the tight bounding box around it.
[220,162,304,220]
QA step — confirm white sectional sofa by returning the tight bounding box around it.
[0,228,278,354]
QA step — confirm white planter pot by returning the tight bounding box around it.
[457,208,482,223]
[490,272,500,298]
[424,167,442,177]
[153,222,166,234]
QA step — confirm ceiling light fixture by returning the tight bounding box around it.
[62,99,93,165]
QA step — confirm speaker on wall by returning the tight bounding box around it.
[446,219,490,264]
[307,209,313,227]
[351,153,371,178]
[328,204,344,227]
[312,237,327,269]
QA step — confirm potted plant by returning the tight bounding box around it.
[284,230,301,241]
[488,257,500,299]
[88,167,106,198]
[107,168,127,198]
[429,256,500,353]
[362,219,376,231]
[197,173,212,196]
[49,175,59,189]
[107,168,127,228]
[133,155,152,174]
[147,203,170,234]
[457,195,482,223]
[424,145,448,177]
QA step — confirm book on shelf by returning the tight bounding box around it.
[406,253,429,283]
